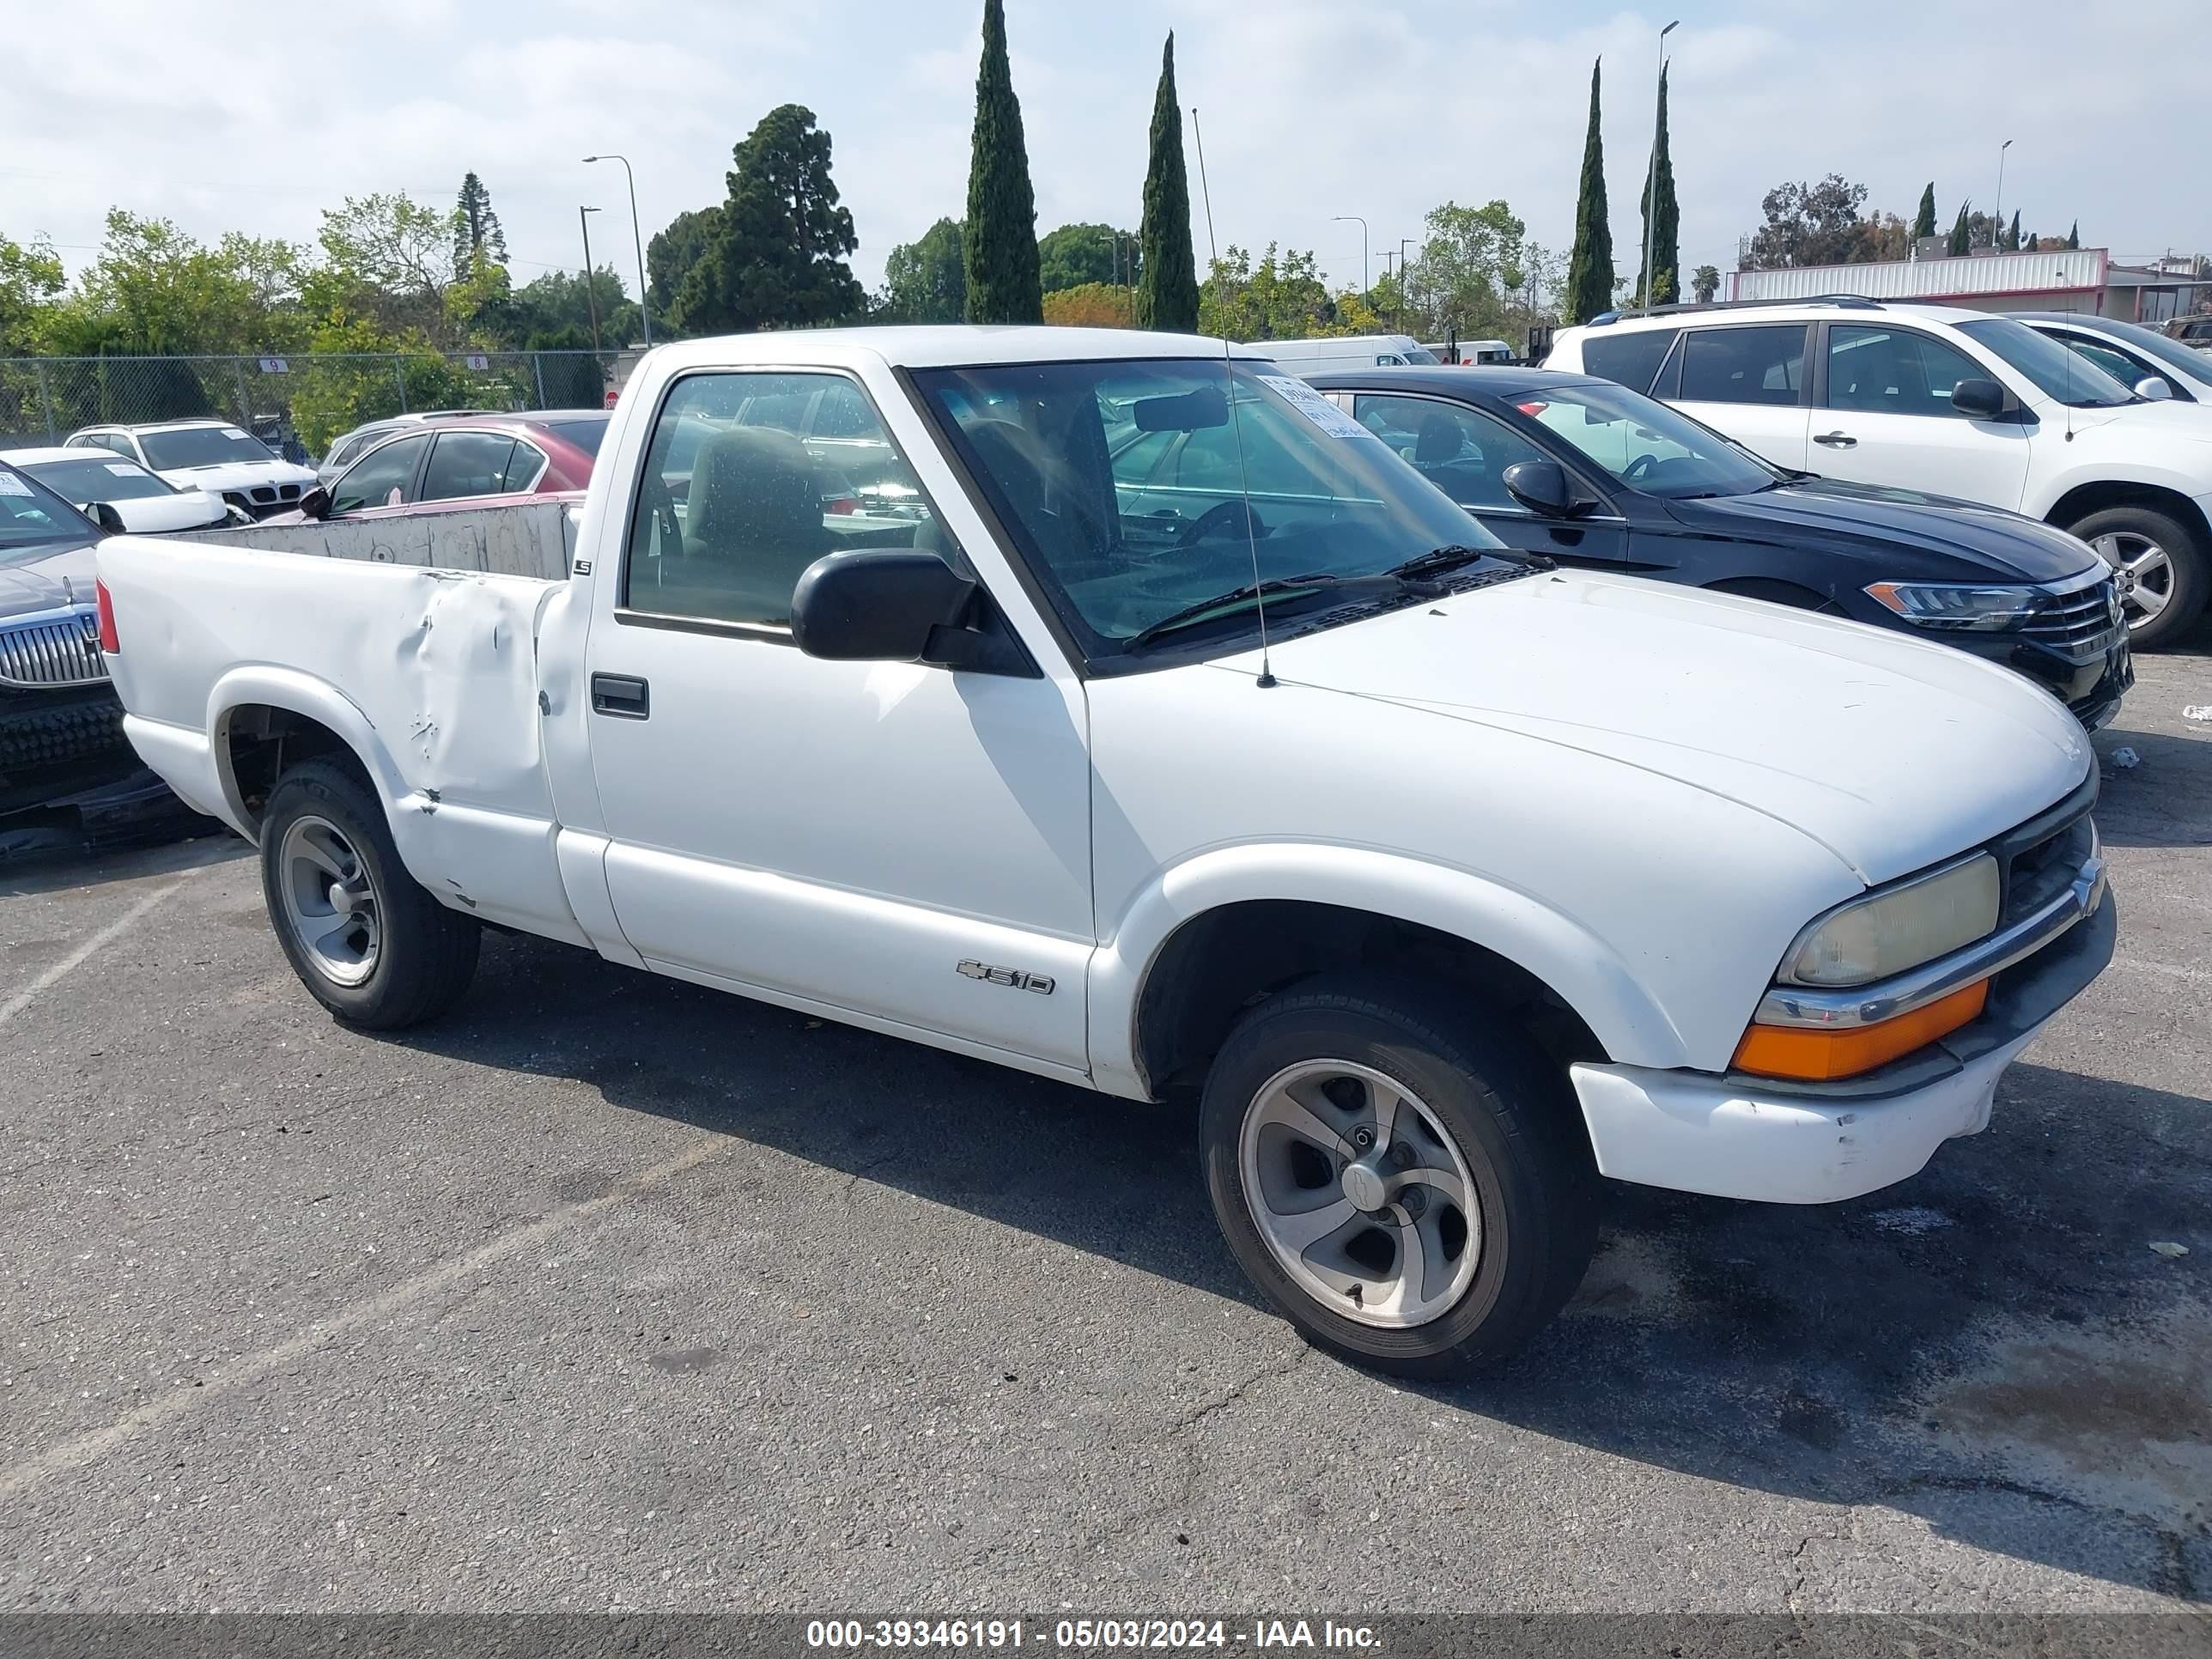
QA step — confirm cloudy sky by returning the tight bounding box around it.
[7,0,2207,306]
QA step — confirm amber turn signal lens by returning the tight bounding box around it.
[1732,980,1990,1082]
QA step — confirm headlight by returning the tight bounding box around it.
[1864,580,2040,630]
[1783,854,2001,987]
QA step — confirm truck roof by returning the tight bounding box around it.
[649,325,1270,373]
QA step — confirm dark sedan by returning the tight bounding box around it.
[1304,366,2132,728]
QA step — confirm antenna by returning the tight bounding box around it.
[1190,105,1275,689]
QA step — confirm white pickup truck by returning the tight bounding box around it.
[95,326,2116,1373]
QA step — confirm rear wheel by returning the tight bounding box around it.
[2069,504,2208,649]
[259,758,479,1029]
[1200,973,1598,1376]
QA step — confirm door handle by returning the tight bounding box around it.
[1814,430,1857,448]
[590,673,650,719]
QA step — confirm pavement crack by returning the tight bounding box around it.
[1170,1345,1311,1437]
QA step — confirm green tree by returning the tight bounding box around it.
[645,206,721,323]
[878,217,967,322]
[1638,64,1679,308]
[308,193,473,344]
[1200,245,1337,339]
[505,268,639,352]
[1948,200,1973,257]
[1565,59,1614,324]
[0,234,65,353]
[963,0,1042,324]
[1135,33,1200,333]
[1042,282,1135,328]
[1912,183,1937,241]
[1692,264,1721,304]
[1038,223,1134,295]
[2006,211,2021,252]
[1402,199,1529,340]
[672,104,864,336]
[2067,221,2080,250]
[1744,175,1883,268]
[453,173,507,274]
[40,210,300,357]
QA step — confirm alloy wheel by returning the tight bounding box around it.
[276,815,381,987]
[2094,530,2172,630]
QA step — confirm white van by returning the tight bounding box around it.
[1255,335,1439,378]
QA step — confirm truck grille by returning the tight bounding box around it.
[2021,573,2123,661]
[0,607,107,689]
[1990,774,2097,927]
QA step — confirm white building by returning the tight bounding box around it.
[1728,247,2212,323]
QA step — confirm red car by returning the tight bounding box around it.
[285,412,608,523]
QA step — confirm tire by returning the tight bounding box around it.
[258,757,480,1029]
[2068,503,2209,650]
[1200,971,1598,1377]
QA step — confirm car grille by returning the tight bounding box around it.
[0,607,107,689]
[2021,573,2124,661]
[1990,775,2097,927]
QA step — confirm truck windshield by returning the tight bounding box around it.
[0,465,98,560]
[913,358,1514,656]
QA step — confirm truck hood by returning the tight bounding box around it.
[155,459,317,492]
[0,540,99,619]
[1227,570,2091,885]
[1670,478,2097,582]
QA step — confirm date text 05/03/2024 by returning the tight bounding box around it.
[805,1619,1382,1650]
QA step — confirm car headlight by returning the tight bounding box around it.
[1864,580,2040,630]
[1782,853,2001,987]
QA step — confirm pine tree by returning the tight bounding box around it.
[2067,221,2080,249]
[1948,200,1972,258]
[963,0,1043,324]
[1912,183,1937,241]
[1565,59,1614,324]
[669,105,863,336]
[453,173,507,274]
[1639,64,1679,305]
[1135,33,1200,332]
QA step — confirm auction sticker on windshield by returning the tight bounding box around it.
[1258,374,1373,440]
[0,472,32,495]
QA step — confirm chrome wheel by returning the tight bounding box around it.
[1237,1059,1482,1329]
[2093,531,2172,630]
[276,815,380,987]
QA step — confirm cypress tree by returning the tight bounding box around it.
[1912,183,1936,242]
[1639,64,1678,304]
[2006,210,2021,252]
[1565,58,1614,323]
[1135,33,1200,332]
[963,0,1043,324]
[2067,220,2080,249]
[1948,200,1972,257]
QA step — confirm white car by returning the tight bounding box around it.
[1546,300,2212,645]
[94,325,2114,1374]
[64,420,318,520]
[2020,312,2212,405]
[1,446,236,533]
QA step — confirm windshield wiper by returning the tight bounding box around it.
[1123,573,1346,651]
[1386,542,1547,577]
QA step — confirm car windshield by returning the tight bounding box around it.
[138,425,279,470]
[21,456,176,502]
[544,416,609,457]
[1954,318,2133,408]
[913,357,1514,655]
[1514,381,1783,498]
[2055,319,2212,388]
[0,464,97,561]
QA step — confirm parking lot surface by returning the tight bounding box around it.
[1,650,2206,1617]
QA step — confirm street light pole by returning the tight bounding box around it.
[1642,19,1679,308]
[579,206,604,356]
[1332,216,1369,293]
[584,154,651,345]
[1994,137,2014,252]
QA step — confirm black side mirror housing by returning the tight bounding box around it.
[297,485,332,521]
[1501,459,1586,517]
[792,548,1029,673]
[1950,377,2008,420]
[83,500,127,536]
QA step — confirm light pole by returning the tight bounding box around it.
[578,206,605,356]
[1332,216,1369,293]
[1399,239,1415,328]
[1993,137,2014,252]
[584,154,651,345]
[1641,18,1679,309]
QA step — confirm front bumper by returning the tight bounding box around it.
[1570,886,2117,1205]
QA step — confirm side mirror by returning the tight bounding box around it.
[82,500,127,536]
[1950,377,2008,420]
[792,548,981,665]
[296,485,332,521]
[2135,374,2175,402]
[1501,459,1581,517]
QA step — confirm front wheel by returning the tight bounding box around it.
[2070,504,2209,649]
[1200,974,1598,1376]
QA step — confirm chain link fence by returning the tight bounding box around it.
[0,351,613,463]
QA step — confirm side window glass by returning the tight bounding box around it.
[1827,326,1984,416]
[500,441,547,492]
[1580,328,1680,394]
[331,433,429,514]
[420,431,519,502]
[1353,394,1547,509]
[1678,326,1807,407]
[623,372,956,629]
[2063,338,2142,385]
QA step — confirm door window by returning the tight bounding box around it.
[1580,328,1680,394]
[1825,325,1985,416]
[420,430,520,501]
[1677,325,1808,406]
[624,372,954,629]
[1352,393,1548,509]
[331,433,429,513]
[500,441,548,492]
[2055,335,2148,386]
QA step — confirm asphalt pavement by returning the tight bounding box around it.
[0,650,2206,1620]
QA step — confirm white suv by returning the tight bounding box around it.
[1547,299,2212,646]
